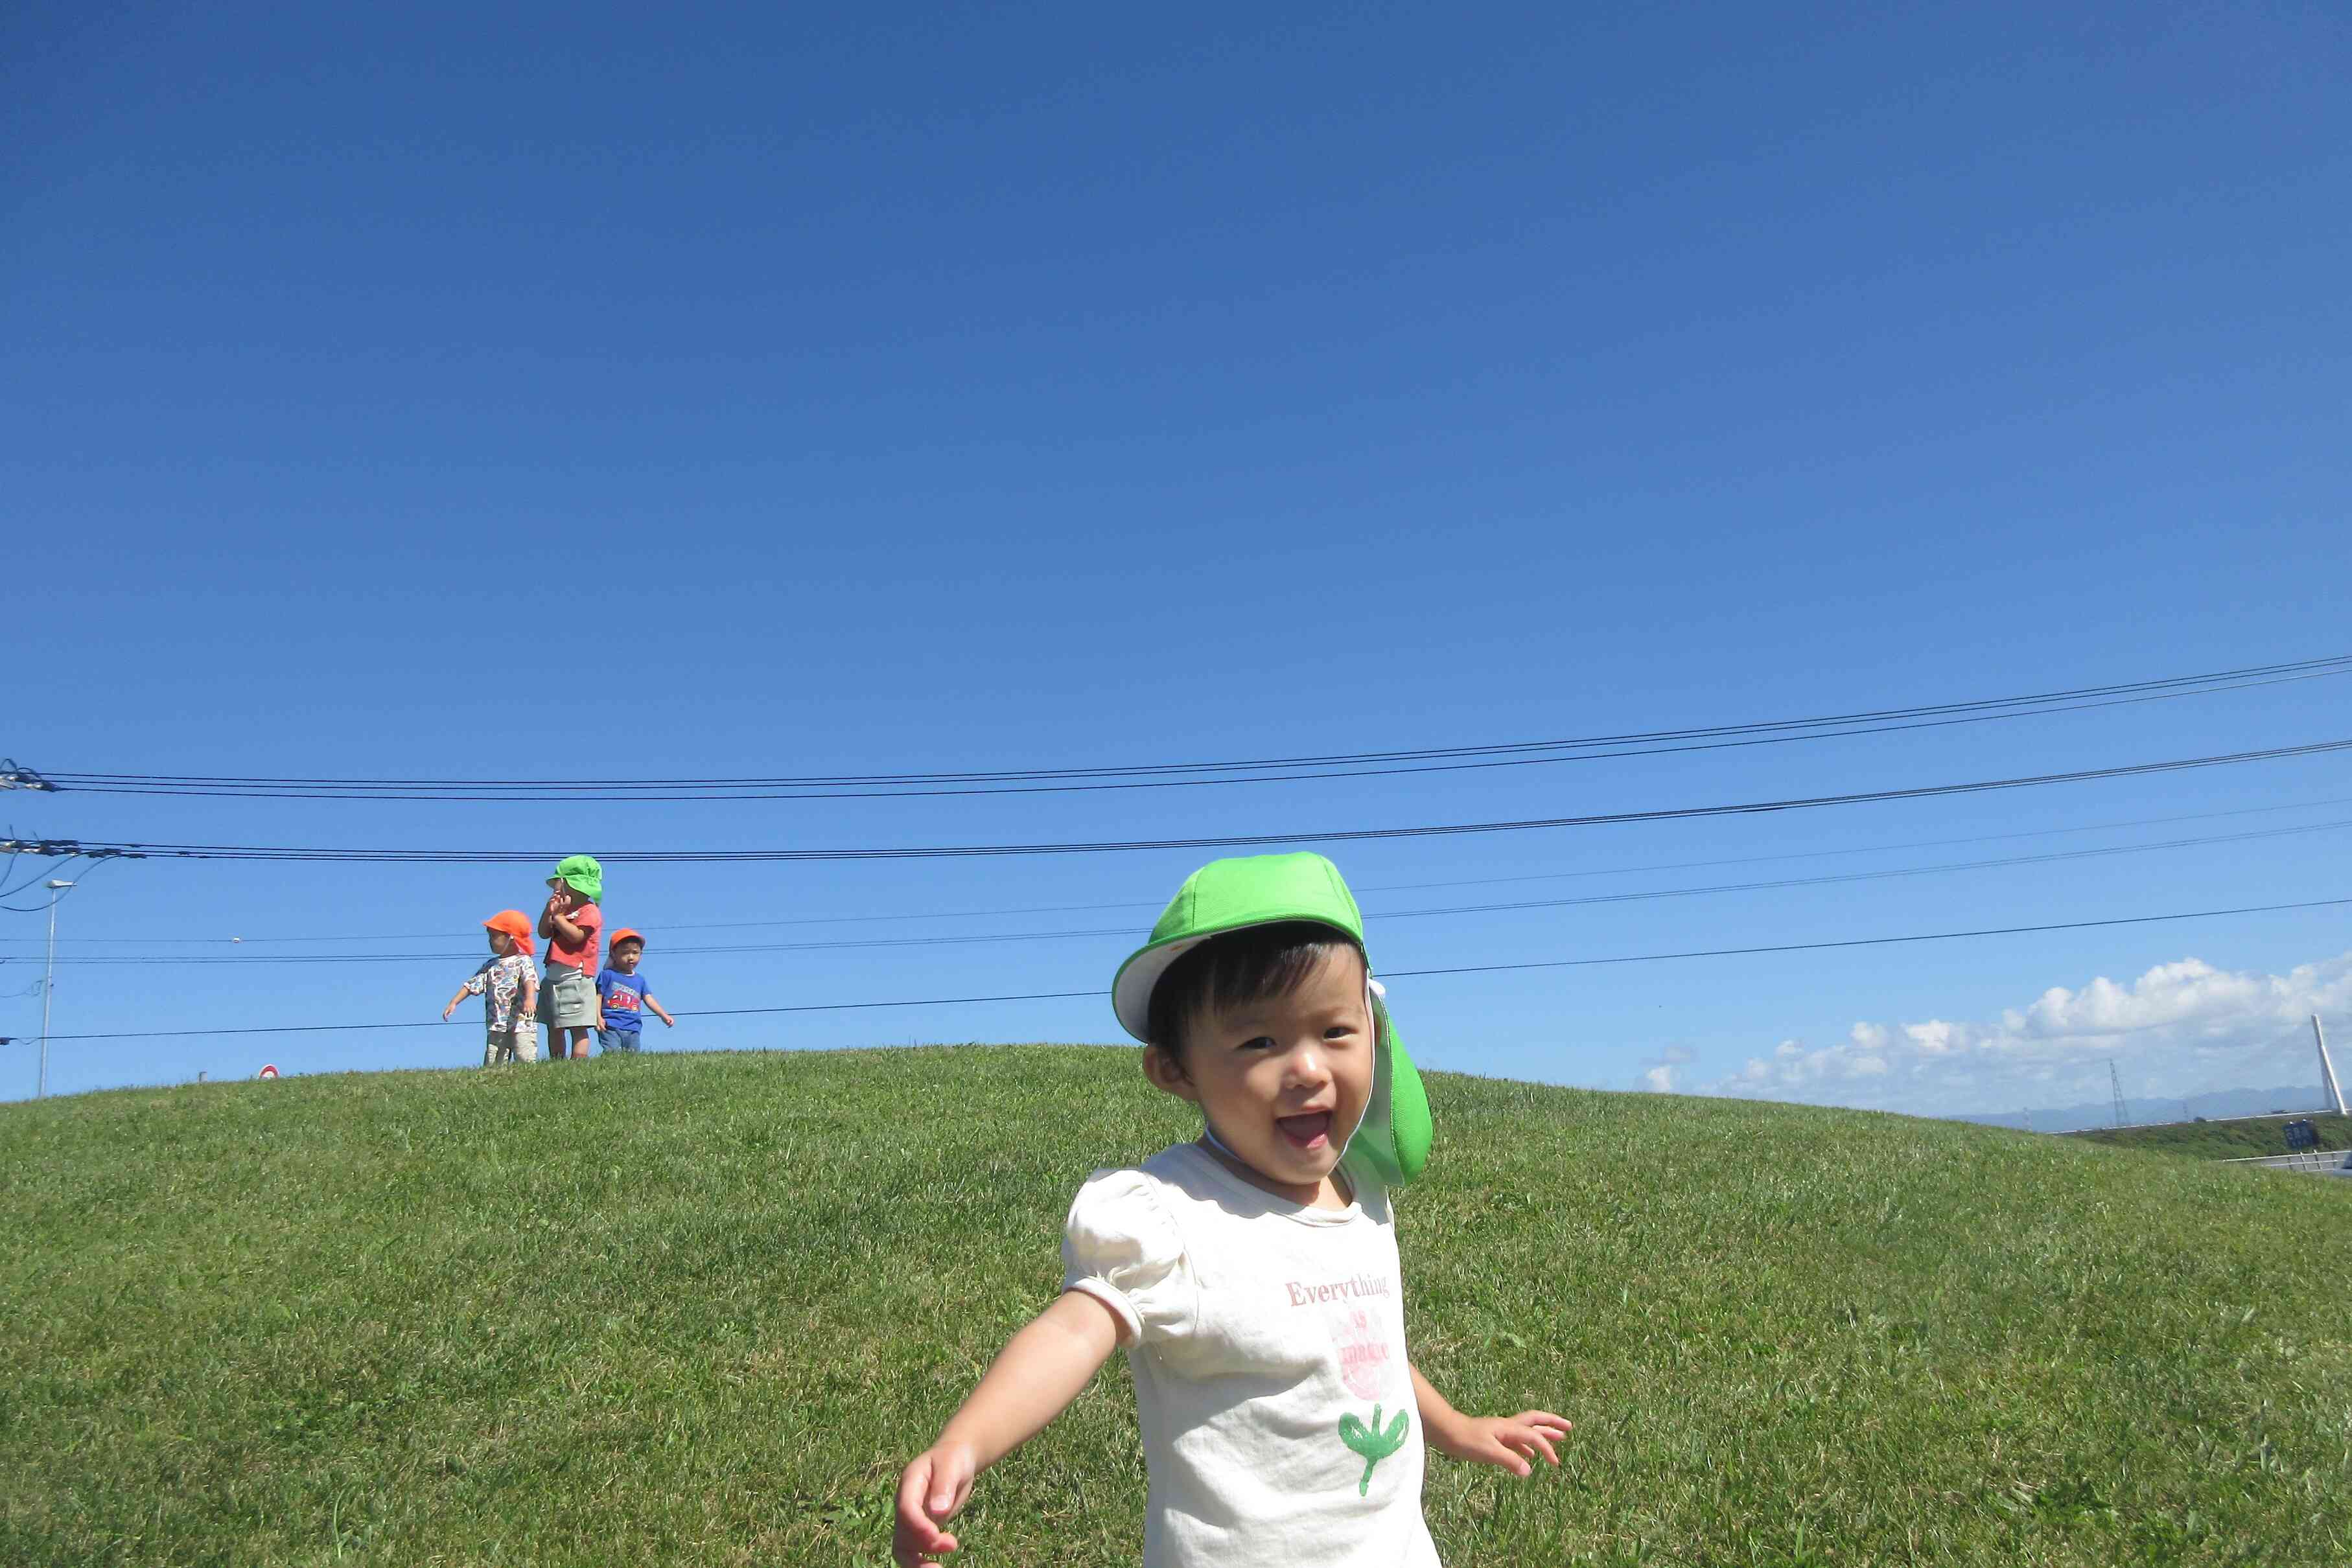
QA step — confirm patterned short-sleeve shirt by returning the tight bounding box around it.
[462,952,539,1033]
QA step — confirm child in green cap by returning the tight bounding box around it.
[894,852,1568,1568]
[535,855,605,1061]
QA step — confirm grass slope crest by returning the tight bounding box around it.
[3,1045,2347,1565]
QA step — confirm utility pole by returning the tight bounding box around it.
[2316,1015,2349,1118]
[39,879,73,1100]
[2108,1060,2128,1129]
[5,839,125,1100]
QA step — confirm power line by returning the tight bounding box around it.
[33,735,2352,864]
[28,791,2352,946]
[0,855,111,914]
[1366,895,2352,981]
[0,855,78,905]
[21,814,2352,967]
[32,892,2351,1043]
[49,654,2352,784]
[25,655,2349,802]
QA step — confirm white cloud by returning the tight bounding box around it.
[1699,949,2352,1116]
[1635,1043,1695,1094]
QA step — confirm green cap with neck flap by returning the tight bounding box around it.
[1112,851,1431,1185]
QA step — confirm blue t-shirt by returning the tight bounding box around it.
[596,967,649,1032]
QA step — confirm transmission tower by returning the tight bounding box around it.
[2109,1060,2128,1129]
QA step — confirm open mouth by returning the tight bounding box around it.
[1275,1111,1333,1151]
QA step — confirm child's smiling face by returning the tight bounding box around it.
[1146,945,1373,1207]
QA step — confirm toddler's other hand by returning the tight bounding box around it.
[893,1441,976,1565]
[1441,1410,1570,1477]
[440,1003,456,1021]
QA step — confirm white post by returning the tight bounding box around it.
[38,879,73,1100]
[2316,1015,2348,1119]
[40,890,56,1099]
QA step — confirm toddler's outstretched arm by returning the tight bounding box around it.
[441,972,486,1021]
[1408,1362,1570,1478]
[893,1290,1122,1566]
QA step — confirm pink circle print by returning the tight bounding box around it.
[1332,1307,1391,1400]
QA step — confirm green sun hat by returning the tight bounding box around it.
[1112,851,1431,1185]
[548,854,603,901]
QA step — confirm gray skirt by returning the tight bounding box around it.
[538,966,599,1028]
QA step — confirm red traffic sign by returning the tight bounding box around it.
[257,1064,279,1079]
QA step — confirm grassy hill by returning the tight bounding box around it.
[4,1046,2348,1567]
[2073,1112,2349,1160]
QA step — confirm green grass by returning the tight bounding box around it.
[2073,1113,2349,1160]
[4,1046,2349,1567]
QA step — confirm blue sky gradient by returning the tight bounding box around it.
[5,2,2348,1116]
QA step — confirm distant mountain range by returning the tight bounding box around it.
[1953,1083,2338,1135]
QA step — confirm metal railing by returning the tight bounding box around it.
[2218,1150,2352,1176]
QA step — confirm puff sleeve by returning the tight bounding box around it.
[1061,1168,1195,1346]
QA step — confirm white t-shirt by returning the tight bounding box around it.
[1062,1142,1439,1568]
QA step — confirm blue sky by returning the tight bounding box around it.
[5,1,2348,1120]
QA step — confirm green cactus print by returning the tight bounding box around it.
[1336,1404,1410,1495]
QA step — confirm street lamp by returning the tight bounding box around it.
[40,879,73,1100]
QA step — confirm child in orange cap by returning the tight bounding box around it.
[595,930,675,1053]
[443,911,541,1065]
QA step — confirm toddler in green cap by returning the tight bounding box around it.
[535,855,605,1061]
[894,852,1567,1568]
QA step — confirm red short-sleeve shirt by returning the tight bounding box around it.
[547,901,603,976]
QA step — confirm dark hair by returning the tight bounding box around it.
[1144,921,1366,1060]
[612,936,644,952]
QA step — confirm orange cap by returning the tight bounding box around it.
[483,910,535,957]
[609,928,644,949]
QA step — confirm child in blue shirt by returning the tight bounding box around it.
[595,929,675,1053]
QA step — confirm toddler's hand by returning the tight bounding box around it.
[1438,1410,1570,1477]
[893,1441,977,1565]
[441,1002,456,1021]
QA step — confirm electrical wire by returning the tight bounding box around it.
[29,791,2352,946]
[31,892,2351,1042]
[0,851,85,904]
[50,654,2351,783]
[47,735,2352,864]
[32,655,2351,802]
[21,814,2352,967]
[1377,897,2352,981]
[0,856,93,913]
